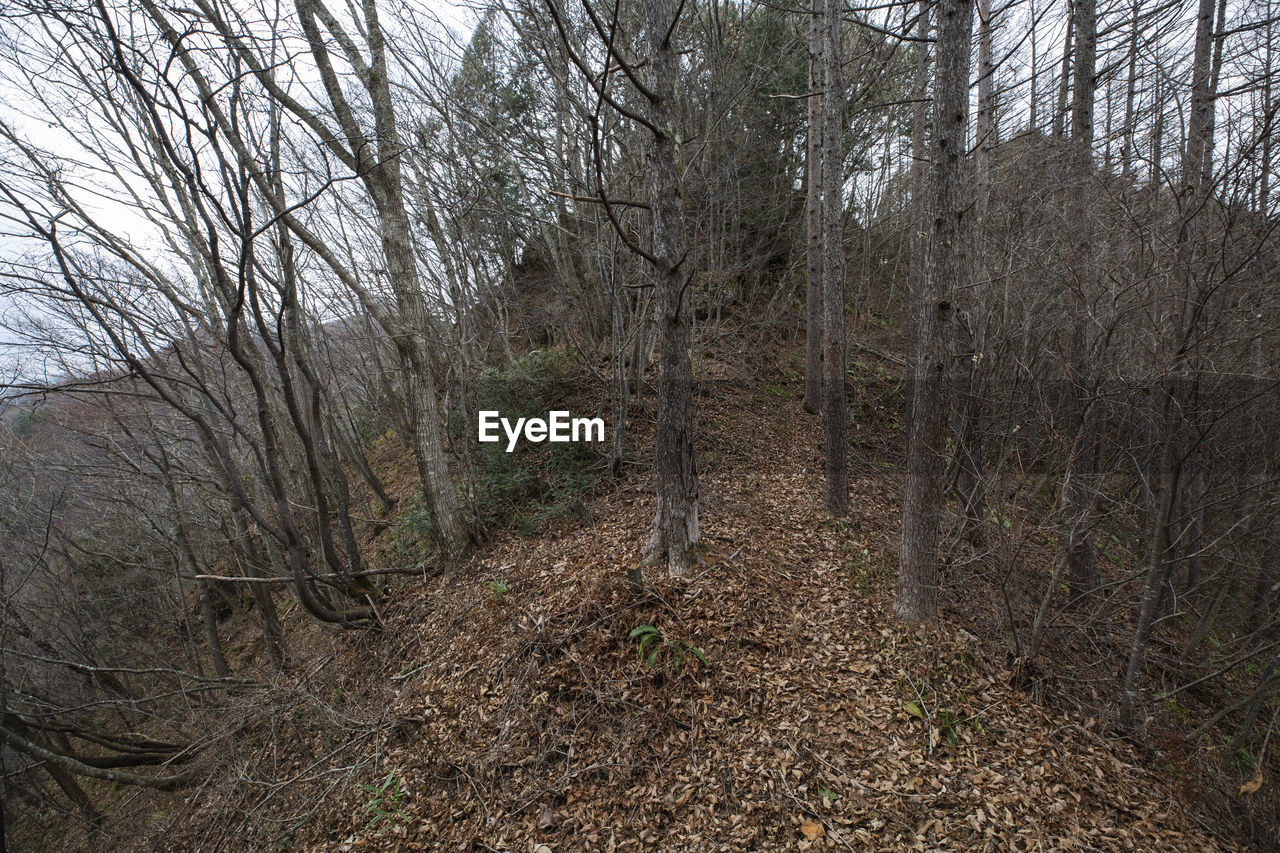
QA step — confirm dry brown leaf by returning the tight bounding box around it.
[799,819,823,841]
[1238,770,1264,796]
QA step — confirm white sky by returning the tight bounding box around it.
[0,0,476,389]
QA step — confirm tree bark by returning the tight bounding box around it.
[905,0,930,446]
[640,0,699,576]
[803,5,824,414]
[1062,0,1098,601]
[1263,7,1274,212]
[279,0,472,555]
[1119,401,1182,731]
[1053,2,1073,138]
[897,0,973,626]
[1121,0,1139,181]
[1184,0,1218,192]
[821,0,848,515]
[953,0,995,538]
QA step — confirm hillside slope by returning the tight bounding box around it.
[165,344,1224,853]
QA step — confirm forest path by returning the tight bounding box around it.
[295,361,1221,852]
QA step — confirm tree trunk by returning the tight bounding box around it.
[1202,0,1229,186]
[821,0,848,515]
[1062,0,1098,601]
[196,579,230,679]
[803,5,824,414]
[905,0,930,448]
[44,743,104,834]
[246,559,288,672]
[1184,0,1218,192]
[1121,0,1139,181]
[953,0,995,538]
[1263,7,1274,212]
[1053,1,1073,139]
[294,0,472,556]
[640,0,699,576]
[1028,0,1039,131]
[1184,461,1206,591]
[1119,404,1182,731]
[897,0,973,626]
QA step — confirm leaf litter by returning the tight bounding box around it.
[176,356,1226,852]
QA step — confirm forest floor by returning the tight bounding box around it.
[132,333,1243,852]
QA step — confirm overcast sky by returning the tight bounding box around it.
[0,0,478,392]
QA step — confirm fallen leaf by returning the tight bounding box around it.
[1239,770,1264,796]
[800,819,823,841]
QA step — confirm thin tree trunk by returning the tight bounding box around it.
[1119,409,1182,731]
[1263,6,1274,212]
[159,448,230,678]
[195,579,230,679]
[898,0,973,626]
[1121,0,1139,181]
[1053,1,1073,139]
[1184,461,1206,591]
[1028,0,1039,131]
[46,734,103,833]
[1062,0,1098,601]
[248,580,287,672]
[294,0,472,555]
[822,0,848,514]
[953,0,995,538]
[1181,571,1231,664]
[1202,0,1229,186]
[803,5,823,413]
[906,0,930,446]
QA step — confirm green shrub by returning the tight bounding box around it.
[385,495,436,570]
[473,349,573,415]
[464,349,600,535]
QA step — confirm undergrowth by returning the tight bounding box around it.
[470,349,600,534]
[385,349,601,567]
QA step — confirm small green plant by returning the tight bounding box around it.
[487,578,509,606]
[845,546,893,593]
[272,816,308,850]
[361,773,408,834]
[934,708,965,746]
[9,410,35,437]
[386,494,437,570]
[629,624,709,674]
[819,788,839,805]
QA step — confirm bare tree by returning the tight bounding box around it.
[640,0,700,575]
[804,3,824,414]
[822,0,848,515]
[898,0,973,626]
